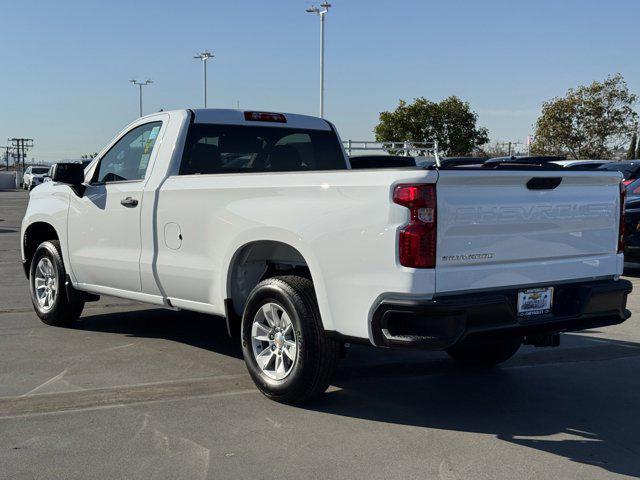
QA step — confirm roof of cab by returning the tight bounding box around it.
[191,108,331,131]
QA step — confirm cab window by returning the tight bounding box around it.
[179,124,346,175]
[94,122,162,183]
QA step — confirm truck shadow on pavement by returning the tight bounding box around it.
[315,340,640,479]
[75,308,640,478]
[76,307,243,360]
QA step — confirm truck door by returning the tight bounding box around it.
[67,121,163,292]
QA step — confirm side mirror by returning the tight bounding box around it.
[51,163,85,186]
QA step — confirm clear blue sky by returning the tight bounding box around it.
[1,0,639,161]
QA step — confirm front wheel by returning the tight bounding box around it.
[241,275,340,404]
[446,336,522,366]
[29,240,84,327]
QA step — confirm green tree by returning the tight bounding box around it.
[628,132,638,159]
[374,96,489,156]
[530,74,638,159]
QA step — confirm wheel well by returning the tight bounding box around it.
[227,241,311,317]
[23,222,59,277]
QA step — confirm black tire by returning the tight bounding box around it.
[446,335,522,366]
[29,240,84,327]
[241,275,340,404]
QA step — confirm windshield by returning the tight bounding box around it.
[32,167,49,174]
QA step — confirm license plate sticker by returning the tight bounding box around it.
[517,287,553,316]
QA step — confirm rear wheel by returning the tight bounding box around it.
[446,336,522,366]
[241,275,340,404]
[29,240,84,327]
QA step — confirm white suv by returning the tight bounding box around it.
[22,166,50,190]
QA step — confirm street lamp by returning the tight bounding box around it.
[194,51,214,108]
[129,79,153,117]
[306,2,331,118]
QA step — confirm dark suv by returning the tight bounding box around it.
[598,161,640,186]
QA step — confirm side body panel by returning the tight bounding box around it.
[138,110,191,300]
[152,169,438,338]
[20,185,72,273]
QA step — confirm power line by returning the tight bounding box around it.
[8,138,33,171]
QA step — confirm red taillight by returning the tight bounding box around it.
[393,184,436,268]
[623,179,633,186]
[619,181,626,254]
[244,111,287,123]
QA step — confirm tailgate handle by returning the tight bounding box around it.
[526,177,562,190]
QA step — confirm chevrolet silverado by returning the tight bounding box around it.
[20,109,632,403]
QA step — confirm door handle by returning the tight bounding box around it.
[120,197,138,207]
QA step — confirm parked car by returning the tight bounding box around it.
[22,166,50,190]
[483,156,566,169]
[486,155,566,162]
[550,160,613,169]
[20,109,632,404]
[349,154,417,169]
[623,177,640,262]
[597,160,640,185]
[42,165,54,183]
[44,160,93,183]
[438,157,488,168]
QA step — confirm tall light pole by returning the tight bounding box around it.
[129,79,153,117]
[306,3,331,118]
[194,51,214,108]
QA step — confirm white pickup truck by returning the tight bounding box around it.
[21,109,632,403]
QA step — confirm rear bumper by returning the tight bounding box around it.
[371,278,632,349]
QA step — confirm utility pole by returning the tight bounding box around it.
[129,79,153,117]
[0,146,11,170]
[8,138,33,171]
[193,51,214,108]
[306,3,331,118]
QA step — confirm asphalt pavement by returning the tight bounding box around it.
[1,189,640,479]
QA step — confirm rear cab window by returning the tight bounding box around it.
[179,123,347,175]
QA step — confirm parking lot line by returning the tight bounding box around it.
[0,374,257,419]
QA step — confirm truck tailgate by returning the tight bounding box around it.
[435,170,623,294]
